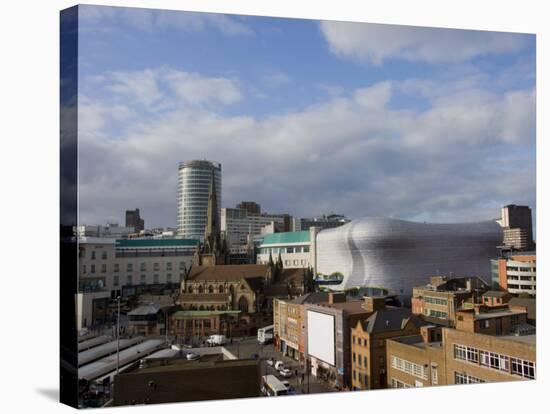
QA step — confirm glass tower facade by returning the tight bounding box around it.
[177,160,222,240]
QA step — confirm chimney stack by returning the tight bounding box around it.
[363,296,386,313]
[328,292,346,304]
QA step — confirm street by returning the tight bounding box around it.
[225,337,336,395]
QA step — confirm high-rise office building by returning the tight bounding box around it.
[125,208,144,232]
[500,204,534,251]
[177,160,222,240]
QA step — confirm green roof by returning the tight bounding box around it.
[171,310,241,317]
[260,231,310,246]
[116,238,198,248]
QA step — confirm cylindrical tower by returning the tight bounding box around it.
[177,160,222,240]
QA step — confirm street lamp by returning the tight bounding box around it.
[115,296,121,375]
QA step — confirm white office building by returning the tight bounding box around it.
[177,160,221,240]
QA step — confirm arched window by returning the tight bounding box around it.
[218,285,224,293]
[188,286,193,293]
[208,285,214,294]
[238,296,249,313]
[198,285,204,294]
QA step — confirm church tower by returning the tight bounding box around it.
[192,169,227,266]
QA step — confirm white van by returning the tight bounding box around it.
[206,334,227,346]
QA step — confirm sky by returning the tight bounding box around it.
[76,5,536,230]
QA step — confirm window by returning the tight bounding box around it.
[101,251,107,260]
[303,246,310,253]
[511,358,535,379]
[91,251,96,260]
[101,264,107,273]
[424,297,448,306]
[166,262,173,271]
[431,365,438,385]
[113,275,119,287]
[140,274,146,284]
[153,274,159,283]
[127,275,133,285]
[83,265,87,274]
[454,372,485,384]
[293,260,298,265]
[90,264,96,274]
[364,356,368,368]
[167,274,172,283]
[427,309,448,319]
[353,370,357,381]
[114,263,119,273]
[352,336,356,344]
[391,378,412,388]
[286,247,294,253]
[353,352,356,363]
[179,261,186,270]
[363,338,368,347]
[391,356,427,379]
[480,350,509,372]
[140,262,146,271]
[127,263,133,272]
[454,344,478,363]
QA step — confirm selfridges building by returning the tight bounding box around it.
[316,217,502,298]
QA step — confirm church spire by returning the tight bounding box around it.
[204,169,219,251]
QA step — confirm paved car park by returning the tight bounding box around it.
[225,337,336,395]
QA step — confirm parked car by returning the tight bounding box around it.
[279,368,292,378]
[274,361,285,371]
[266,359,275,367]
[186,352,200,361]
[281,380,290,389]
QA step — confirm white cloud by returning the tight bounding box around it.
[319,21,529,64]
[89,68,242,111]
[77,70,535,228]
[79,5,252,36]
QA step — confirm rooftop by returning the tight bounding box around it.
[260,231,310,246]
[116,238,198,248]
[122,355,257,375]
[483,290,509,298]
[128,303,162,316]
[187,264,268,282]
[360,308,423,333]
[171,310,241,317]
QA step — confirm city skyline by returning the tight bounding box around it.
[77,5,536,229]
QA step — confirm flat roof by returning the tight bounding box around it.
[500,334,536,345]
[116,238,198,248]
[260,231,310,246]
[473,309,527,320]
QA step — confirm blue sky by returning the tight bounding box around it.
[76,5,536,230]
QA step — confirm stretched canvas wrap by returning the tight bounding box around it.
[60,4,536,409]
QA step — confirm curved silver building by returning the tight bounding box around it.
[177,160,221,240]
[316,217,502,296]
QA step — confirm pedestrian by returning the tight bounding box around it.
[295,369,298,377]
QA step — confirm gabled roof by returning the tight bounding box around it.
[278,268,306,284]
[179,294,230,302]
[360,308,422,333]
[186,264,268,282]
[483,290,509,298]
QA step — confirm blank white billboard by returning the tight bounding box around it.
[307,310,335,366]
